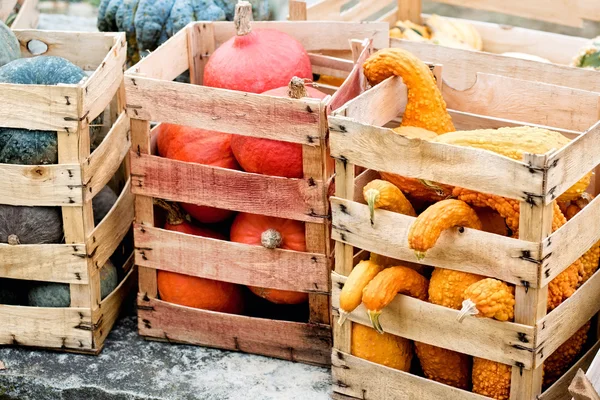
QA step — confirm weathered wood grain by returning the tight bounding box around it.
[130,153,327,223]
[10,0,38,29]
[137,296,331,366]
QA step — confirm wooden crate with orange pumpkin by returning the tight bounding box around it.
[0,30,135,354]
[290,0,600,89]
[125,1,388,365]
[329,46,600,399]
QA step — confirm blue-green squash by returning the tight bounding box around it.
[0,20,19,67]
[97,0,270,63]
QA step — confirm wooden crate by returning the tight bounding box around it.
[125,20,388,365]
[1,0,39,29]
[0,30,135,354]
[329,60,600,398]
[290,0,599,78]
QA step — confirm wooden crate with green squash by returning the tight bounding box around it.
[125,1,388,366]
[329,46,600,399]
[290,0,600,81]
[0,29,135,354]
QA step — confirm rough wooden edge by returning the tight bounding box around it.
[0,243,87,284]
[332,272,535,367]
[82,112,130,201]
[10,0,39,29]
[129,153,327,223]
[331,197,539,287]
[332,350,491,400]
[137,295,332,366]
[0,0,18,21]
[133,225,328,294]
[569,369,600,400]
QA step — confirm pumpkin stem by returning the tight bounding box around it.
[368,310,385,334]
[364,188,380,226]
[234,1,253,36]
[456,299,479,322]
[261,229,283,249]
[288,77,309,99]
[7,234,20,245]
[153,198,191,226]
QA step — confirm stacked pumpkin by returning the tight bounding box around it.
[154,1,328,319]
[339,47,599,399]
[0,22,126,306]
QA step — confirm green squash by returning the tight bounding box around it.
[0,20,19,67]
[97,0,270,64]
[573,37,600,71]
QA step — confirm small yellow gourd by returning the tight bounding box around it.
[362,265,428,333]
[338,259,384,325]
[363,179,416,224]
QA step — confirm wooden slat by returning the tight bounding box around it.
[0,82,79,131]
[443,73,600,133]
[0,243,87,283]
[137,296,331,366]
[0,162,83,206]
[546,121,600,205]
[126,26,189,81]
[212,21,389,51]
[332,273,535,367]
[134,225,328,293]
[0,305,92,350]
[125,76,322,146]
[82,112,130,201]
[331,197,539,286]
[15,30,117,70]
[392,39,600,94]
[86,180,134,273]
[536,270,600,368]
[10,0,38,29]
[130,153,327,223]
[309,53,354,73]
[569,370,600,400]
[329,116,543,202]
[542,192,600,286]
[328,40,372,112]
[332,350,490,400]
[82,33,126,121]
[92,261,136,348]
[540,340,600,400]
[398,0,422,23]
[186,22,214,86]
[0,0,18,21]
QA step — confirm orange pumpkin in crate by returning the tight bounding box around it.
[156,123,240,224]
[156,201,244,313]
[230,212,308,305]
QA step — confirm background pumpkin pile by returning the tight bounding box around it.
[151,2,329,322]
[338,47,600,400]
[0,21,129,307]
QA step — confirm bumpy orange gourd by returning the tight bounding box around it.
[543,321,591,387]
[408,199,482,260]
[338,259,385,325]
[362,48,455,134]
[362,266,428,333]
[475,207,511,236]
[363,179,416,224]
[458,279,515,322]
[472,358,512,400]
[351,323,413,372]
[564,195,600,284]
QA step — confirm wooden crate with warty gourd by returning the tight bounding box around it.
[125,0,388,366]
[0,26,136,354]
[330,46,600,399]
[292,0,600,88]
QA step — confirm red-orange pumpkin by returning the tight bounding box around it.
[230,212,308,305]
[230,78,327,178]
[156,123,239,224]
[156,200,244,313]
[203,2,312,94]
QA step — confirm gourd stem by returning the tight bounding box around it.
[288,77,308,99]
[338,310,349,326]
[153,198,190,226]
[234,1,253,36]
[364,188,380,226]
[456,299,479,322]
[7,234,20,245]
[418,179,446,197]
[261,229,283,249]
[414,251,426,261]
[368,310,384,334]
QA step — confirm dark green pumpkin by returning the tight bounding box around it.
[97,0,270,63]
[0,20,19,68]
